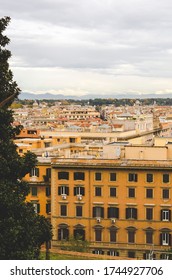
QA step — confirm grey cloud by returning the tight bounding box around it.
[1,0,172,80]
[1,0,172,30]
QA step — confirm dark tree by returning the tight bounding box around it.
[0,17,52,260]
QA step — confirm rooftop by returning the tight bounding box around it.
[51,158,172,170]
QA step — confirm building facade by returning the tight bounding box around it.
[50,158,172,259]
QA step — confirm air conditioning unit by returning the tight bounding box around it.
[77,194,82,201]
[96,217,101,223]
[61,194,67,200]
[111,218,116,224]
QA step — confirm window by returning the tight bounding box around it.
[95,187,102,196]
[58,171,69,180]
[46,168,51,180]
[128,251,135,258]
[160,253,172,260]
[44,142,51,148]
[60,205,67,216]
[33,203,40,214]
[110,230,117,242]
[69,137,75,143]
[46,186,51,196]
[107,250,119,256]
[128,231,135,243]
[74,172,85,180]
[58,185,69,195]
[95,172,101,181]
[160,232,171,246]
[76,206,82,217]
[147,173,153,183]
[146,208,153,220]
[74,186,85,196]
[74,229,85,240]
[161,209,171,221]
[128,188,135,198]
[95,228,102,241]
[162,189,170,199]
[128,173,138,182]
[126,208,137,219]
[163,174,169,183]
[107,207,119,218]
[58,227,69,241]
[110,173,116,181]
[146,188,153,198]
[30,168,39,177]
[143,252,156,259]
[46,203,51,214]
[110,187,117,197]
[92,249,104,255]
[146,231,153,244]
[93,207,104,218]
[31,187,37,196]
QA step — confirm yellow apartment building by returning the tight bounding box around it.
[50,158,172,259]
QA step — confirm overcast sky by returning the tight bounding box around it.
[1,0,172,96]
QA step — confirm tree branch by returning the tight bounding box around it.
[0,92,17,108]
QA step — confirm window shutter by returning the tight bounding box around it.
[107,207,111,218]
[93,207,96,217]
[46,168,51,179]
[101,207,104,218]
[74,187,77,196]
[143,253,146,259]
[65,186,69,195]
[160,233,163,245]
[129,174,132,181]
[160,209,163,221]
[37,203,40,213]
[81,187,85,196]
[169,234,171,246]
[46,203,51,213]
[46,204,48,213]
[169,210,171,221]
[46,186,51,196]
[115,207,119,218]
[133,208,137,219]
[36,168,39,177]
[58,229,61,240]
[126,208,130,219]
[146,208,152,220]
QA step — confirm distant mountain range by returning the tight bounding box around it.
[19,92,172,100]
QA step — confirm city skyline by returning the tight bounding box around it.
[1,0,172,96]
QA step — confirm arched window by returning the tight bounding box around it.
[143,227,155,244]
[160,228,171,246]
[93,225,104,242]
[73,224,85,241]
[58,223,69,241]
[126,226,137,244]
[108,226,119,243]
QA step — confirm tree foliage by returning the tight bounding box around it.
[0,17,52,260]
[60,235,90,253]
